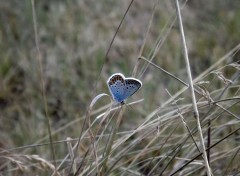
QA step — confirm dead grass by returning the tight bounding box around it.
[0,0,240,175]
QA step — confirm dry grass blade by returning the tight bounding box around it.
[66,137,76,174]
[133,0,158,77]
[1,154,59,175]
[211,71,233,85]
[174,0,212,175]
[170,126,240,175]
[100,105,126,174]
[229,62,240,70]
[223,146,240,175]
[165,89,201,153]
[139,56,189,87]
[68,93,110,175]
[30,0,56,168]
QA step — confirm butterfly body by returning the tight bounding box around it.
[107,73,142,104]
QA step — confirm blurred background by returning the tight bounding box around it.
[0,0,240,174]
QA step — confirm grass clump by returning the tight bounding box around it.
[0,0,240,175]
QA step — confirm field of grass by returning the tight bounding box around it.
[0,0,240,175]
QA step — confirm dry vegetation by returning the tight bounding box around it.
[0,0,240,175]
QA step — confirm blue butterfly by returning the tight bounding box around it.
[107,73,142,104]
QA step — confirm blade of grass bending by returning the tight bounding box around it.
[67,93,109,175]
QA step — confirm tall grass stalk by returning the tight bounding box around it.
[30,0,56,168]
[100,105,126,174]
[174,0,212,175]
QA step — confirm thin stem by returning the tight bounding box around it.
[174,0,212,175]
[170,126,240,175]
[139,56,189,87]
[100,105,125,174]
[31,0,56,168]
[133,0,158,77]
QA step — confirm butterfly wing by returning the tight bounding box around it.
[124,78,142,99]
[107,73,126,103]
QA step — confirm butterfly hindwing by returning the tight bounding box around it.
[124,78,142,99]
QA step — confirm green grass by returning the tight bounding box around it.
[0,0,240,175]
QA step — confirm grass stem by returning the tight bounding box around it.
[174,0,212,175]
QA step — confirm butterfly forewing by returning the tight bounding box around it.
[107,73,126,103]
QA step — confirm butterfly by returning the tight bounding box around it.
[107,73,142,104]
